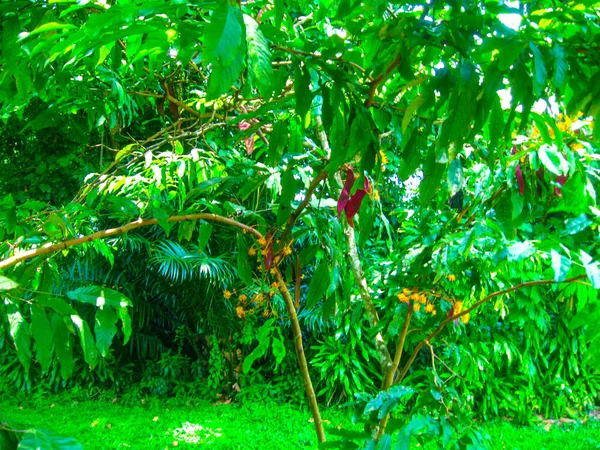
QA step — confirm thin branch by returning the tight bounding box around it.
[365,53,402,108]
[274,268,326,443]
[0,213,262,270]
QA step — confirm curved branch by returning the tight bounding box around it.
[0,213,262,271]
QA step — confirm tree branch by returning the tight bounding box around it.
[0,214,262,271]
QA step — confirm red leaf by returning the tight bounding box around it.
[345,176,369,228]
[515,164,524,195]
[264,245,273,271]
[337,168,355,218]
[244,136,255,155]
[555,174,568,197]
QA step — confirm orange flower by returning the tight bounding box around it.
[425,303,434,313]
[447,274,456,282]
[248,247,257,256]
[414,303,421,312]
[223,290,232,299]
[397,293,410,303]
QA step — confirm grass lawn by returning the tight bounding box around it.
[1,393,599,449]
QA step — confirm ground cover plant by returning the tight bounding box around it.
[1,392,599,449]
[1,0,600,448]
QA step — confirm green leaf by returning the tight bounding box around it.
[401,96,426,134]
[272,331,286,369]
[538,144,567,176]
[31,304,54,372]
[36,297,77,315]
[563,214,592,235]
[25,22,78,37]
[277,168,298,226]
[51,314,74,379]
[550,249,571,282]
[67,286,132,309]
[529,42,548,96]
[507,241,536,261]
[70,315,99,369]
[531,113,553,145]
[420,150,445,206]
[306,259,330,308]
[8,305,31,371]
[197,221,213,254]
[399,132,422,181]
[552,44,567,91]
[203,2,246,99]
[295,64,312,121]
[0,276,19,291]
[95,307,118,357]
[18,429,82,450]
[237,234,253,285]
[118,307,132,345]
[244,15,273,100]
[376,434,392,450]
[244,334,271,373]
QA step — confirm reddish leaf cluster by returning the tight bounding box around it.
[337,168,369,228]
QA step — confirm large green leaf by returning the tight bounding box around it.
[203,2,246,99]
[0,276,18,291]
[550,249,571,282]
[18,429,82,450]
[30,304,53,373]
[236,233,253,285]
[306,259,330,308]
[70,315,99,369]
[244,15,273,100]
[67,285,132,309]
[8,305,31,371]
[51,314,74,380]
[95,307,118,357]
[529,42,548,96]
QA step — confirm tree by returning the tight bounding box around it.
[1,0,600,446]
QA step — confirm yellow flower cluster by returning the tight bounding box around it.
[236,306,245,319]
[452,301,470,324]
[223,290,232,299]
[397,288,436,315]
[258,237,267,247]
[282,246,292,256]
[447,274,456,282]
[248,247,257,256]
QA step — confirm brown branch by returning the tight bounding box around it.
[381,304,413,391]
[376,303,413,439]
[346,226,392,371]
[0,214,262,271]
[279,170,328,246]
[274,268,326,443]
[365,53,402,108]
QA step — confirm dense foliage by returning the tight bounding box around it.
[1,0,600,448]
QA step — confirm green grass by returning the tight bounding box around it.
[483,420,600,450]
[1,392,599,449]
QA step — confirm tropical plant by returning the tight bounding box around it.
[1,0,600,448]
